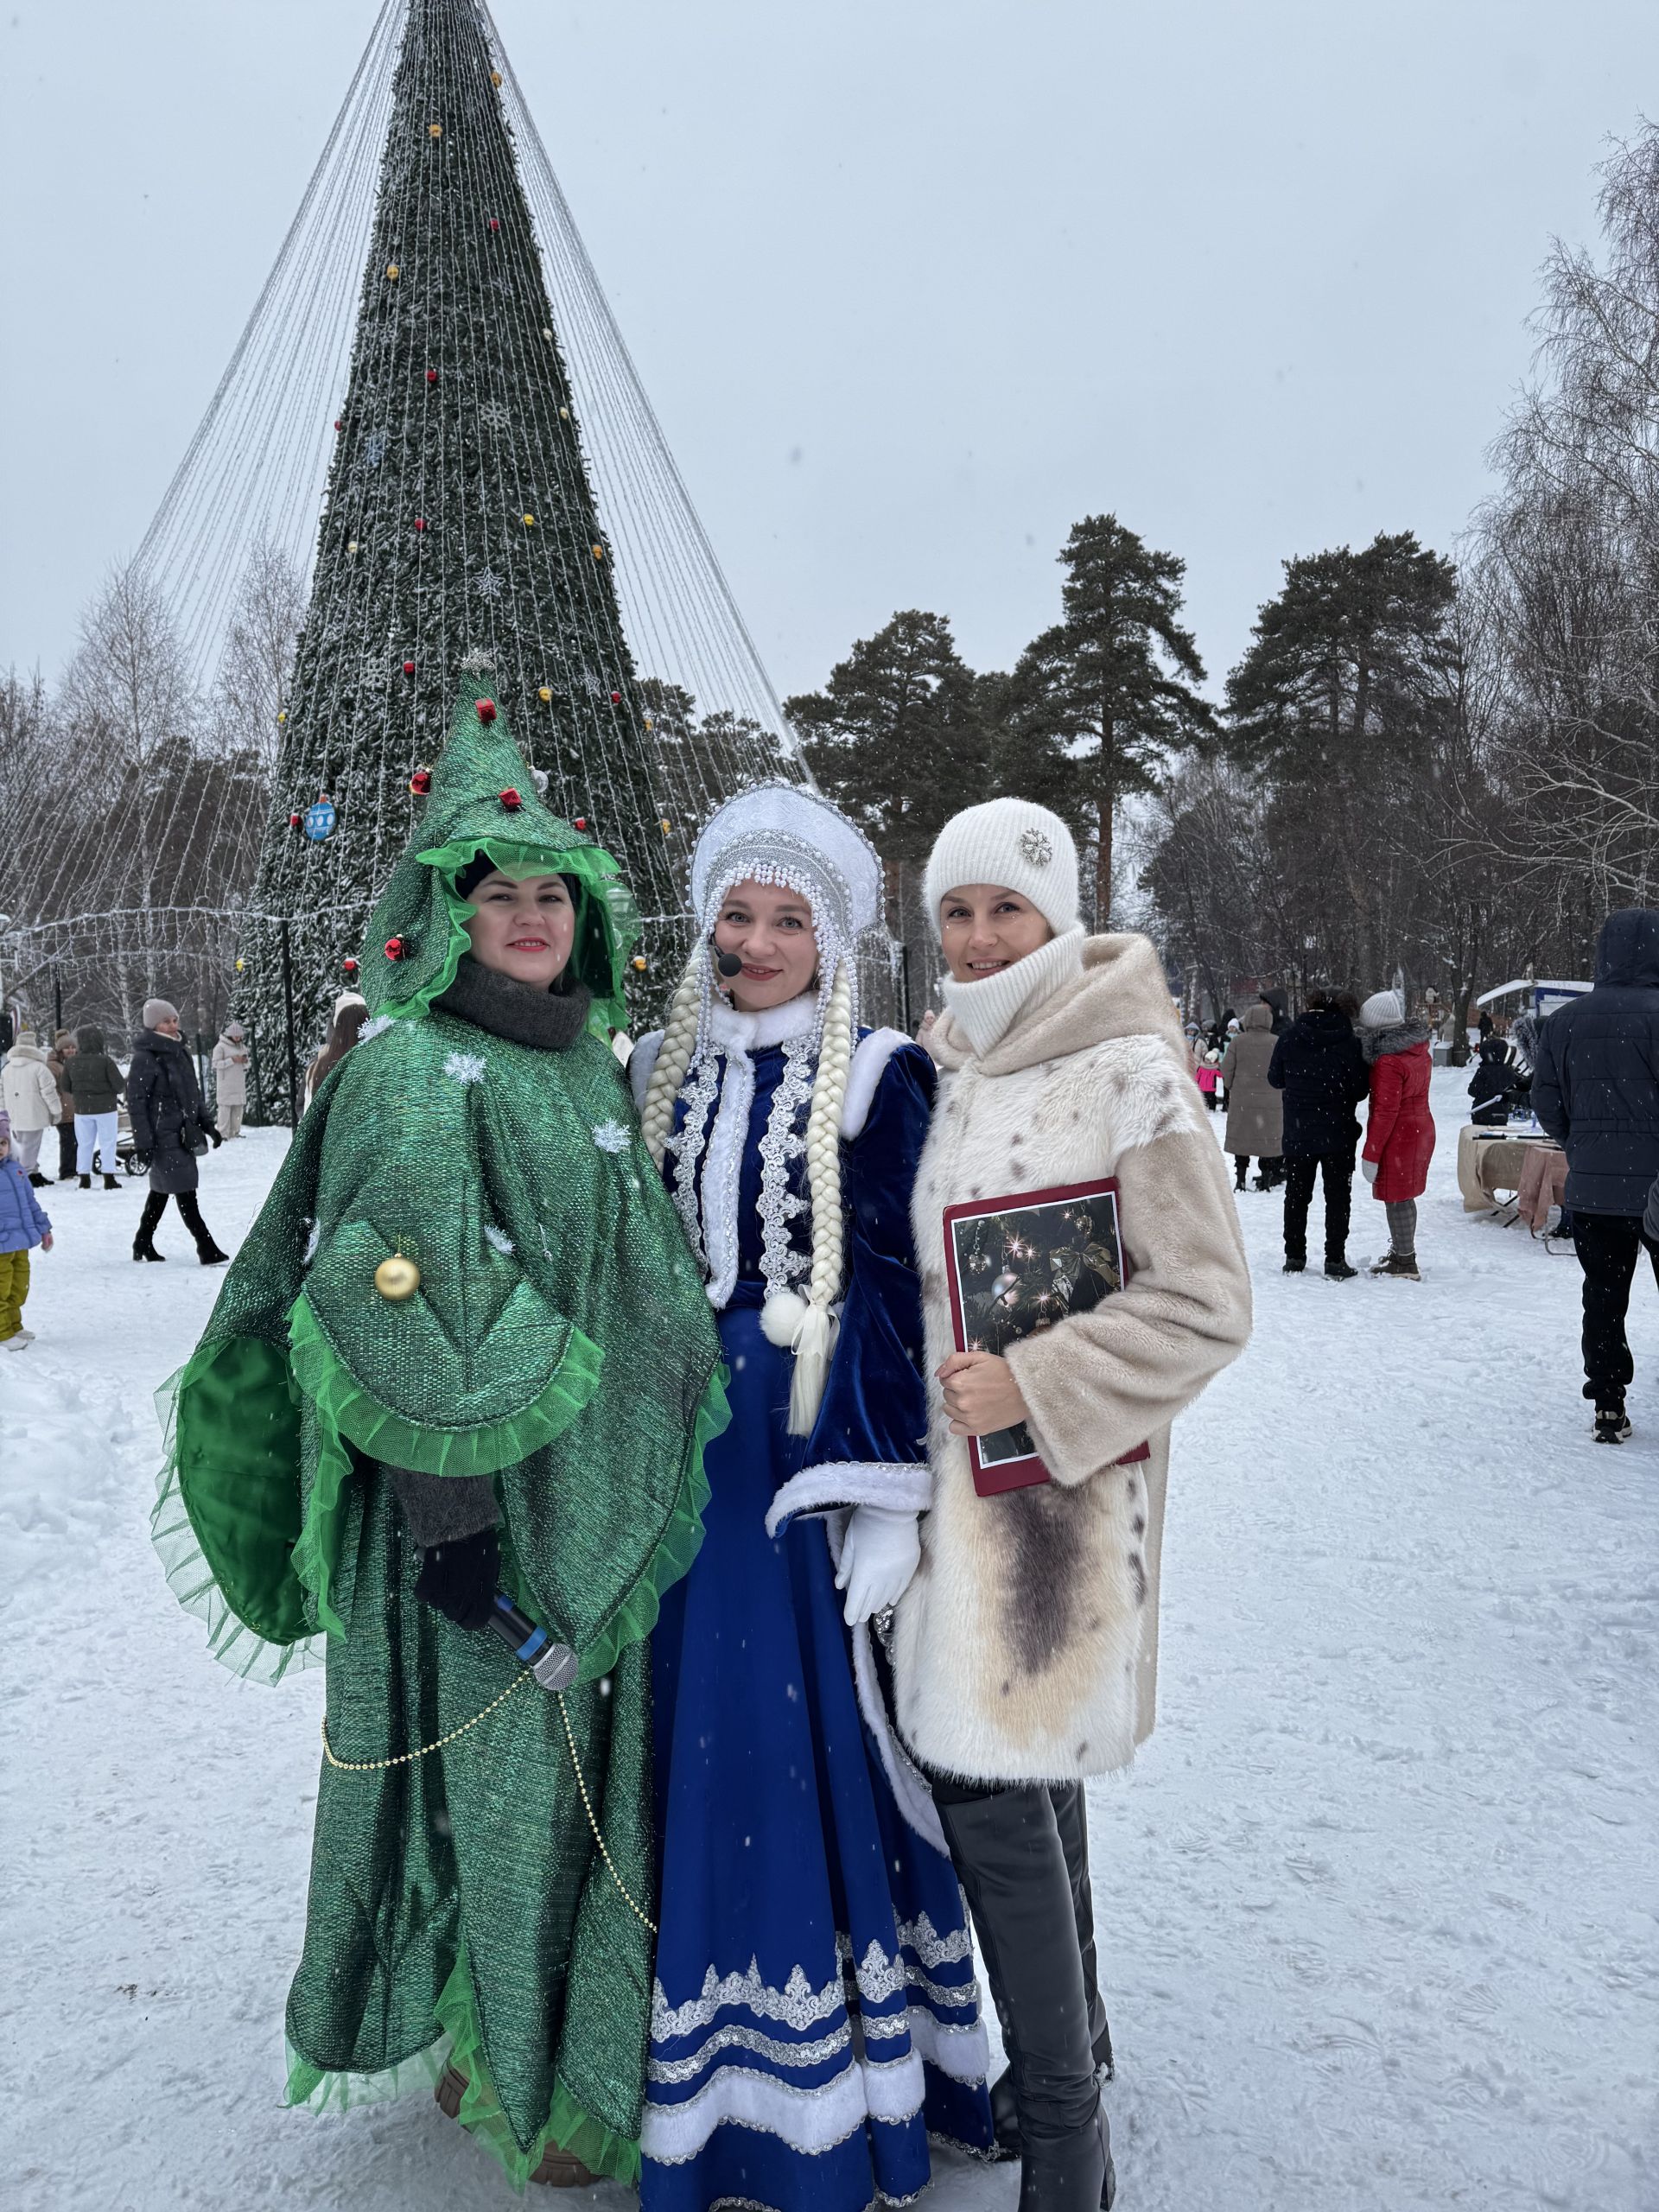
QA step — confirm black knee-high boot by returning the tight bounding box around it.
[934,1782,1114,2210]
[133,1192,168,1262]
[990,1783,1114,2154]
[175,1190,229,1266]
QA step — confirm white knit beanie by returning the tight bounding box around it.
[923,798,1082,939]
[1358,988,1404,1029]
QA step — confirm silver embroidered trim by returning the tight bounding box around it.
[665,1052,721,1272]
[696,1049,753,1306]
[758,1034,815,1294]
[653,1960,843,2043]
[648,2019,853,2085]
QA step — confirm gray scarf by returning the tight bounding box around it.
[435,955,592,1051]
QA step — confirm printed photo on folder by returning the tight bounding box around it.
[942,1176,1151,1495]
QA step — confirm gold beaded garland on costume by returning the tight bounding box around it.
[374,1252,422,1301]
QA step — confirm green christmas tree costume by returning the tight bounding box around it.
[152,678,727,2187]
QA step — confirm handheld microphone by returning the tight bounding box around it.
[714,948,744,980]
[487,1593,580,1692]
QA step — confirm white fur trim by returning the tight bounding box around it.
[628,1028,664,1108]
[839,1027,913,1141]
[705,992,818,1053]
[765,1462,931,1536]
[640,2048,925,2165]
[896,2004,990,2083]
[850,1612,948,1855]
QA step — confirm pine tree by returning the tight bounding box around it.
[240,0,697,1096]
[786,610,988,970]
[1007,516,1213,924]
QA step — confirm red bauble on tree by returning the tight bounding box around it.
[499,787,523,811]
[426,368,438,385]
[476,698,498,723]
[610,690,622,703]
[574,817,588,830]
[289,811,302,830]
[402,658,416,676]
[409,765,433,796]
[414,517,429,533]
[342,957,359,977]
[488,217,501,233]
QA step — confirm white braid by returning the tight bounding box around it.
[785,957,855,1436]
[641,952,706,1168]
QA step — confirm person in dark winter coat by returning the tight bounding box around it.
[1532,907,1659,1441]
[1468,1033,1526,1126]
[1358,991,1436,1280]
[48,1032,79,1181]
[1260,988,1290,1036]
[64,1024,126,1189]
[1268,990,1370,1276]
[126,998,227,1265]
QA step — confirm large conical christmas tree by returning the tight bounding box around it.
[241,0,704,1096]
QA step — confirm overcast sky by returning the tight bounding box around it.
[3,1,1656,703]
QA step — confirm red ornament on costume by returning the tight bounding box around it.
[409,766,433,796]
[385,937,408,961]
[476,698,498,723]
[499,787,523,811]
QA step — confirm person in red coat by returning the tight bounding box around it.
[1357,989,1435,1279]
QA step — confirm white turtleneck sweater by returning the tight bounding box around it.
[939,927,1086,1057]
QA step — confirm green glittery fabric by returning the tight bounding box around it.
[150,681,726,2187]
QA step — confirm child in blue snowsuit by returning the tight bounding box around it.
[0,1109,54,1349]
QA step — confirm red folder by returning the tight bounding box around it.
[942,1176,1151,1497]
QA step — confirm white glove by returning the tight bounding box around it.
[1362,1158,1379,1184]
[836,1505,921,1626]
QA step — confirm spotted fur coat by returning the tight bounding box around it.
[891,934,1252,1785]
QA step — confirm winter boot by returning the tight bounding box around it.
[1233,1159,1248,1192]
[1282,1255,1306,1274]
[176,1191,229,1267]
[28,1171,50,1189]
[102,1173,121,1191]
[77,1173,92,1190]
[1324,1256,1357,1281]
[1592,1406,1632,1444]
[1370,1251,1421,1281]
[133,1192,168,1262]
[935,1784,1113,2210]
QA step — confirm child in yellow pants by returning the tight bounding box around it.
[0,1109,53,1349]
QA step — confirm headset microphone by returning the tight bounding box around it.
[715,949,745,980]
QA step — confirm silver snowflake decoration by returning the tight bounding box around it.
[473,569,505,600]
[361,429,390,469]
[461,645,496,672]
[358,1014,397,1046]
[1017,826,1055,868]
[478,401,512,431]
[591,1119,632,1154]
[443,1050,487,1085]
[484,1224,515,1255]
[581,668,607,698]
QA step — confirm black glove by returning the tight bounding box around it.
[130,1149,151,1174]
[208,1126,224,1149]
[414,1525,501,1630]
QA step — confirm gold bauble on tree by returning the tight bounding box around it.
[374,1253,422,1302]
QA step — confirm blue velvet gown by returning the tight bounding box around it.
[634,1002,994,2211]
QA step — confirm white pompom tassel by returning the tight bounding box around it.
[760,1288,809,1349]
[785,1300,838,1437]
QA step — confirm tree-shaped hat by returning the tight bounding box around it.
[362,670,639,1030]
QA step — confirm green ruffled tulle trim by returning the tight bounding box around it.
[377,833,639,1036]
[286,1290,605,1480]
[150,1361,323,1687]
[283,1945,640,2190]
[568,1360,728,1685]
[288,1402,353,1641]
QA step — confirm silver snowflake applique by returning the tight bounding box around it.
[1018,825,1055,867]
[484,1224,515,1255]
[473,569,505,600]
[359,1014,396,1045]
[591,1119,632,1154]
[444,1050,487,1084]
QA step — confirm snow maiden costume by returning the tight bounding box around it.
[630,785,995,2212]
[150,680,727,2190]
[893,799,1254,2210]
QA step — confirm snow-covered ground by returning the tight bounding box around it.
[3,1074,1654,2211]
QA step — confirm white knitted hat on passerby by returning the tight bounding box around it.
[923,798,1082,939]
[1358,989,1404,1029]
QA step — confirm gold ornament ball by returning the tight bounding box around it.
[559,406,569,420]
[428,122,443,138]
[276,709,287,723]
[347,539,360,554]
[386,264,400,281]
[235,957,245,974]
[643,715,654,730]
[590,543,605,560]
[375,1253,422,1302]
[538,685,552,703]
[658,817,671,833]
[632,956,648,971]
[491,69,504,87]
[522,512,536,527]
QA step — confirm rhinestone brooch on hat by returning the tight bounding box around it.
[1018,826,1055,867]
